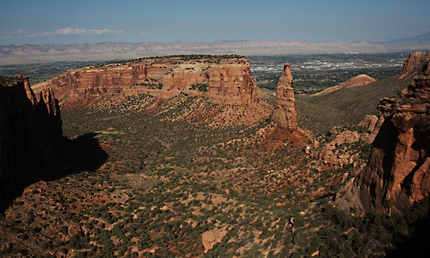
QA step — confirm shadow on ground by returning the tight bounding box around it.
[386,207,430,258]
[0,133,108,212]
[54,133,108,178]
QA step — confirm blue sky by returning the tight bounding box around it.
[1,0,429,45]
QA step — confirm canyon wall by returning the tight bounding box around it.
[272,63,298,130]
[0,76,62,211]
[355,61,430,214]
[402,51,430,72]
[33,55,260,107]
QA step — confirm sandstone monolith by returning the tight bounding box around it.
[272,63,298,130]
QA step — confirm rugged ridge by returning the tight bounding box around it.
[272,63,298,130]
[311,74,376,97]
[33,55,260,107]
[355,61,430,214]
[402,50,430,72]
[3,35,430,64]
[0,75,62,211]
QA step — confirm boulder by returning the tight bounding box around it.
[201,228,227,253]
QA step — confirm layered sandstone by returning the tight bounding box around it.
[403,61,430,101]
[272,63,298,130]
[33,55,260,107]
[402,51,430,72]
[312,74,376,97]
[355,63,430,214]
[0,75,62,211]
[358,115,385,145]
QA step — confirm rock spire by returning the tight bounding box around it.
[272,63,298,130]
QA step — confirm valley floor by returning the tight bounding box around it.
[1,93,429,257]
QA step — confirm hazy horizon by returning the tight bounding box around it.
[1,0,430,45]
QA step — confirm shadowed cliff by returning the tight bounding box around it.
[0,76,107,212]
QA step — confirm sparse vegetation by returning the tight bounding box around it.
[1,53,429,257]
[190,83,209,92]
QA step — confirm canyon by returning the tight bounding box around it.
[2,51,430,256]
[16,52,430,216]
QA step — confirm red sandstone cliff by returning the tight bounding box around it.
[0,75,62,211]
[355,60,430,214]
[33,55,260,107]
[272,63,298,130]
[402,51,430,72]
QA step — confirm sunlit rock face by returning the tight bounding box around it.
[402,50,430,72]
[356,61,430,214]
[272,63,298,130]
[33,55,260,107]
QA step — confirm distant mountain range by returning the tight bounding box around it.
[384,31,430,43]
[1,32,430,64]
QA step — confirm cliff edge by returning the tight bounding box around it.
[0,75,62,211]
[402,51,430,72]
[33,55,260,107]
[355,60,430,214]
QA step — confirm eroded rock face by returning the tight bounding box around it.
[272,63,298,130]
[206,59,260,105]
[33,55,260,107]
[355,67,430,214]
[403,60,430,101]
[358,115,385,145]
[402,51,430,72]
[0,76,62,210]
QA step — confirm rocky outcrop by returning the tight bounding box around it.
[0,75,62,211]
[355,64,430,214]
[312,74,376,97]
[311,130,366,167]
[307,117,381,167]
[272,63,298,130]
[201,228,227,253]
[358,115,385,145]
[403,61,430,100]
[358,115,379,133]
[402,51,430,72]
[33,55,260,107]
[206,59,259,105]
